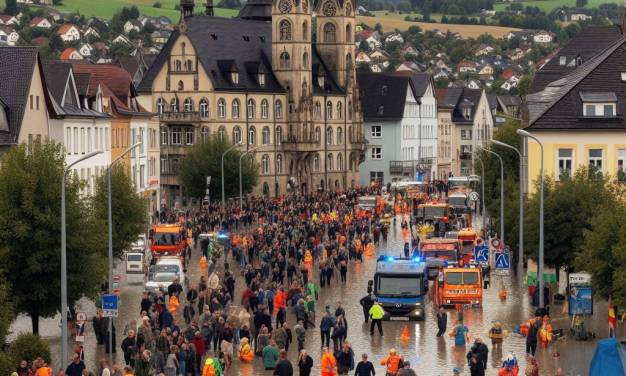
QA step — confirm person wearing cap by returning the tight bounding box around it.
[368,301,385,337]
[397,360,416,376]
[380,349,402,376]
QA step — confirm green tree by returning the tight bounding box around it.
[357,62,372,73]
[4,0,18,16]
[0,140,106,333]
[91,164,147,260]
[517,74,532,97]
[0,280,14,344]
[9,333,51,364]
[575,200,626,308]
[178,137,259,200]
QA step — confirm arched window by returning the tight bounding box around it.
[327,153,334,170]
[177,80,184,91]
[326,127,333,145]
[247,99,256,119]
[263,182,270,196]
[346,52,352,69]
[248,126,256,145]
[157,97,166,114]
[233,126,242,144]
[315,101,321,119]
[181,42,186,55]
[323,23,336,43]
[346,24,352,43]
[302,52,309,69]
[170,97,179,112]
[280,51,291,69]
[314,154,320,171]
[279,20,292,41]
[315,127,321,143]
[201,126,209,142]
[337,153,344,170]
[348,101,352,120]
[326,101,333,119]
[186,59,193,71]
[337,126,343,144]
[261,99,269,119]
[175,60,182,71]
[217,98,226,118]
[232,99,240,119]
[276,154,283,174]
[349,152,355,171]
[302,21,308,40]
[261,154,270,174]
[348,125,353,142]
[184,97,193,112]
[275,100,283,119]
[218,126,226,141]
[273,126,281,146]
[262,126,270,145]
[337,102,342,119]
[199,98,209,117]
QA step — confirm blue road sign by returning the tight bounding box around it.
[474,245,489,263]
[495,252,510,270]
[102,294,118,317]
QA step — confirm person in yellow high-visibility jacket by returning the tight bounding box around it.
[368,301,385,336]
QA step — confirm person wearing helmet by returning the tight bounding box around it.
[380,349,403,376]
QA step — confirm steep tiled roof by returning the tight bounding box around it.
[0,47,39,145]
[60,48,80,60]
[57,24,77,35]
[238,0,272,20]
[357,73,409,121]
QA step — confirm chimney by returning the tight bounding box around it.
[206,0,214,16]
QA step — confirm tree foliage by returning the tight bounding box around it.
[0,280,14,344]
[0,140,106,333]
[91,164,147,260]
[9,333,51,364]
[178,137,259,200]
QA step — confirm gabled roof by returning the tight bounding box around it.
[438,87,483,123]
[57,24,78,35]
[356,73,410,121]
[238,0,272,21]
[60,48,81,60]
[29,16,49,26]
[0,47,39,145]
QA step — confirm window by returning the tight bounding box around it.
[258,73,265,87]
[275,100,283,119]
[171,127,182,145]
[170,97,179,112]
[314,102,321,119]
[184,97,193,112]
[326,101,333,119]
[315,127,321,143]
[337,127,343,145]
[585,104,596,117]
[261,154,270,174]
[370,171,384,183]
[336,102,342,119]
[337,153,344,170]
[261,126,270,145]
[157,98,166,114]
[280,52,291,69]
[604,104,615,116]
[381,85,388,96]
[160,157,167,173]
[326,127,333,145]
[314,154,320,171]
[161,127,168,145]
[302,21,308,40]
[231,71,239,85]
[201,126,209,142]
[276,126,282,145]
[87,128,91,153]
[248,126,256,145]
[200,98,209,117]
[302,52,309,69]
[276,154,283,174]
[186,128,194,145]
[589,148,603,170]
[232,99,240,119]
[186,59,193,71]
[461,130,472,140]
[261,99,269,119]
[323,23,336,42]
[175,60,182,71]
[559,56,566,65]
[557,148,572,177]
[247,99,256,119]
[371,147,382,159]
[279,20,292,41]
[348,101,352,120]
[618,149,626,178]
[80,128,85,154]
[177,80,184,91]
[327,153,334,170]
[65,128,71,154]
[233,126,242,144]
[346,24,352,43]
[217,98,226,118]
[371,125,381,138]
[140,165,145,188]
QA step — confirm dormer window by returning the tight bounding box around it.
[231,71,239,85]
[580,92,617,117]
[258,73,265,87]
[463,107,471,119]
[559,56,566,66]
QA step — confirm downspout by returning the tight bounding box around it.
[245,93,249,152]
[273,94,277,197]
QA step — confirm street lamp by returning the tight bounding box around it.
[492,139,524,279]
[107,141,141,366]
[482,147,505,243]
[472,151,486,234]
[239,145,269,211]
[517,129,545,309]
[61,150,103,366]
[221,142,242,206]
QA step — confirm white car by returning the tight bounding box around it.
[144,256,186,293]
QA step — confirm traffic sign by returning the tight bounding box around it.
[490,238,503,250]
[469,191,479,202]
[495,252,510,275]
[473,245,489,264]
[102,294,118,317]
[75,312,87,324]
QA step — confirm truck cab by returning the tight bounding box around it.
[371,256,428,321]
[150,224,187,259]
[434,266,483,307]
[420,238,460,279]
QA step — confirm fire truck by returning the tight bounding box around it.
[150,224,187,259]
[433,266,483,307]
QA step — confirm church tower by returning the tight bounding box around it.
[180,0,195,18]
[314,0,355,88]
[272,0,313,116]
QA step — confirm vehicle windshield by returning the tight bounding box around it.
[127,254,142,262]
[424,207,447,218]
[154,232,181,246]
[445,272,479,285]
[422,249,458,261]
[377,276,423,296]
[151,264,180,274]
[150,272,178,283]
[448,196,467,207]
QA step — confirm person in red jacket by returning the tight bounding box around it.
[191,331,205,373]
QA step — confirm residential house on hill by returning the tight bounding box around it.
[0,25,19,46]
[533,30,554,44]
[124,19,143,34]
[30,16,52,29]
[0,15,19,26]
[57,24,81,42]
[60,48,84,60]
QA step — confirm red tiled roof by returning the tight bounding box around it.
[60,48,79,60]
[436,88,448,106]
[29,17,48,26]
[30,36,49,46]
[57,24,77,35]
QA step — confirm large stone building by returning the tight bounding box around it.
[138,0,365,204]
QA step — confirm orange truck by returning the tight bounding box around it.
[434,266,483,307]
[419,238,459,279]
[150,224,187,259]
[457,228,479,264]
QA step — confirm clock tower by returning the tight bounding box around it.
[315,0,355,88]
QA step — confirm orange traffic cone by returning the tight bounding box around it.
[400,325,410,342]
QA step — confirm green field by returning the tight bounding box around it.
[371,10,444,23]
[0,0,239,19]
[494,0,623,12]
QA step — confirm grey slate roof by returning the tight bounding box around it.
[0,46,39,146]
[408,73,432,97]
[238,0,272,20]
[356,73,409,121]
[527,36,626,130]
[439,87,482,124]
[530,26,622,94]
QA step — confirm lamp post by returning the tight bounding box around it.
[482,147,505,243]
[492,139,524,279]
[517,129,544,309]
[61,150,103,366]
[221,142,242,206]
[239,145,268,211]
[472,151,486,234]
[107,141,141,366]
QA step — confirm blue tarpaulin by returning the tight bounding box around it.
[589,338,626,376]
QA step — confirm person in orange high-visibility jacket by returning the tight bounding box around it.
[539,316,552,348]
[402,202,409,215]
[239,337,254,363]
[304,250,314,265]
[320,347,337,376]
[200,256,208,275]
[274,289,287,314]
[354,239,363,254]
[365,242,375,256]
[169,294,180,315]
[395,203,402,216]
[380,348,402,376]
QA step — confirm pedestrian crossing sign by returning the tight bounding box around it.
[495,252,510,275]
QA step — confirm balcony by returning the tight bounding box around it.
[159,111,201,123]
[389,159,435,175]
[281,133,320,152]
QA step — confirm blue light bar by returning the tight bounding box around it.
[217,231,229,239]
[386,256,395,262]
[412,256,421,263]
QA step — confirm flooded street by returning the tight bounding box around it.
[11,214,616,375]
